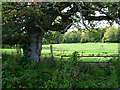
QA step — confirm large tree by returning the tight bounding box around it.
[2,2,120,61]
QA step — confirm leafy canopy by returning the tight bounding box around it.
[2,2,120,44]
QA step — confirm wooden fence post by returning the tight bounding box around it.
[50,45,53,57]
[16,44,19,54]
[16,44,21,55]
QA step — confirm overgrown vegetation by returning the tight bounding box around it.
[2,53,56,88]
[45,52,119,88]
[2,51,120,88]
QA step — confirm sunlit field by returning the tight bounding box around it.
[42,43,119,55]
[2,43,119,62]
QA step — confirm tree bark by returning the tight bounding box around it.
[23,30,44,62]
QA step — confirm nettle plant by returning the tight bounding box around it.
[45,51,82,88]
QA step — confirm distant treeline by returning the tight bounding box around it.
[43,26,120,44]
[2,26,120,48]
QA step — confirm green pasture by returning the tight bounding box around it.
[2,43,119,62]
[43,43,119,55]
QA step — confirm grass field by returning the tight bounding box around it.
[42,43,119,55]
[2,43,120,88]
[2,43,119,62]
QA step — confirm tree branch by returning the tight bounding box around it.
[85,16,112,21]
[83,2,114,19]
[75,2,90,30]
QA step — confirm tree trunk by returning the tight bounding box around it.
[23,30,44,62]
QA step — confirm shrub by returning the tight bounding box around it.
[2,54,55,88]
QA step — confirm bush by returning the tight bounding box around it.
[45,52,119,88]
[2,54,55,88]
[112,57,120,87]
[2,44,22,49]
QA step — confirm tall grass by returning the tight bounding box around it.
[2,52,120,88]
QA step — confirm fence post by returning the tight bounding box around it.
[16,44,19,54]
[16,44,21,55]
[61,56,63,59]
[50,45,53,57]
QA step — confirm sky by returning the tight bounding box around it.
[68,11,119,32]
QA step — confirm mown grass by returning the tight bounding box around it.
[42,43,118,55]
[2,43,119,62]
[2,42,118,55]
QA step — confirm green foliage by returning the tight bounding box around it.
[2,51,120,88]
[103,27,120,42]
[2,44,22,49]
[45,51,80,88]
[91,37,95,42]
[2,2,74,44]
[43,31,64,44]
[111,57,120,87]
[46,27,113,44]
[45,51,119,88]
[102,37,105,43]
[2,53,56,88]
[42,26,119,44]
[81,31,90,42]
[108,66,119,88]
